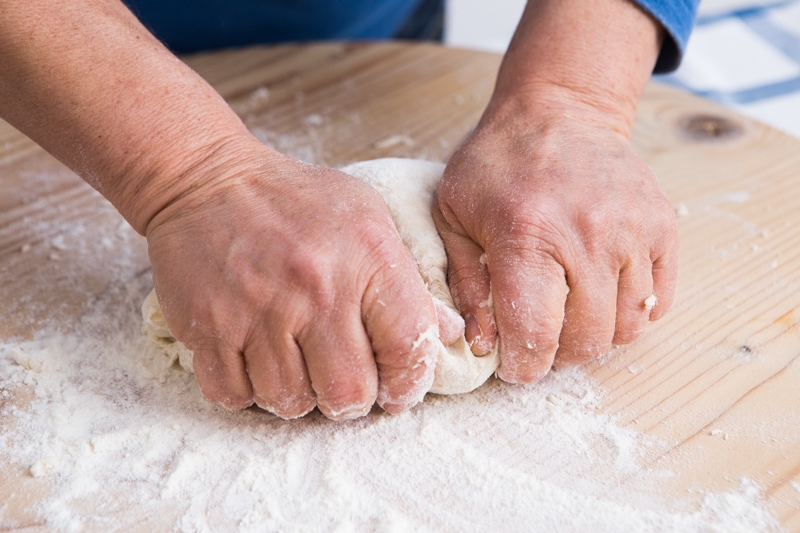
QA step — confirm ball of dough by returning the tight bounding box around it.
[142,158,500,395]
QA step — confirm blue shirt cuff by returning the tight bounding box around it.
[634,0,701,73]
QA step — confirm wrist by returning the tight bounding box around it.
[488,0,664,139]
[120,130,276,236]
[476,87,634,142]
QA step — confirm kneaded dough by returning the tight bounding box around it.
[142,158,500,395]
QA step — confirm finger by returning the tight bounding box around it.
[297,306,378,421]
[433,297,465,346]
[489,244,568,383]
[434,207,495,355]
[191,339,254,410]
[612,258,654,345]
[650,243,679,321]
[553,266,618,367]
[243,328,316,420]
[363,260,439,414]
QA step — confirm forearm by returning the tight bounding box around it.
[488,0,664,136]
[0,0,255,234]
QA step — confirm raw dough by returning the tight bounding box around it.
[142,158,500,395]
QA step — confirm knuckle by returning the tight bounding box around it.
[160,291,257,347]
[620,211,648,239]
[655,198,678,226]
[511,207,561,241]
[492,213,568,265]
[376,361,434,408]
[355,224,411,288]
[523,328,562,356]
[286,249,336,295]
[356,214,396,254]
[575,208,620,257]
[648,200,679,244]
[578,203,617,234]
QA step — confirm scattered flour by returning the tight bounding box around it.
[710,191,752,204]
[0,171,780,533]
[674,203,690,217]
[0,268,779,531]
[374,134,415,150]
[250,127,326,164]
[50,235,68,251]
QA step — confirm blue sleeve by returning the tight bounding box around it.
[633,0,702,73]
[122,0,421,54]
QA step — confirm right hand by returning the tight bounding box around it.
[0,0,452,420]
[145,138,444,420]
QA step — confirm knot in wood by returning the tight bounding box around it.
[679,114,743,142]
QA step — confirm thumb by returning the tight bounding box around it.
[433,297,465,346]
[433,203,496,355]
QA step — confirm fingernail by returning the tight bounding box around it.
[465,314,482,346]
[466,315,493,356]
[326,402,372,421]
[434,299,465,345]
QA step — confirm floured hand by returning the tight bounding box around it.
[146,142,445,420]
[434,103,678,383]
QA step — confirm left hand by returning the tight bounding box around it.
[434,96,679,383]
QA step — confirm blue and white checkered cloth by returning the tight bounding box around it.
[657,0,800,138]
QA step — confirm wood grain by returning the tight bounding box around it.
[1,42,799,529]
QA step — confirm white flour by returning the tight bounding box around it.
[0,172,779,532]
[0,269,778,532]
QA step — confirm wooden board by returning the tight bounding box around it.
[1,42,799,529]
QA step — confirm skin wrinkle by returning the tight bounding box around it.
[145,142,274,235]
[501,81,638,137]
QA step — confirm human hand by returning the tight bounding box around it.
[146,138,448,420]
[0,0,460,419]
[434,98,679,383]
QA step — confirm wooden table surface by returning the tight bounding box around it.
[2,42,800,530]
